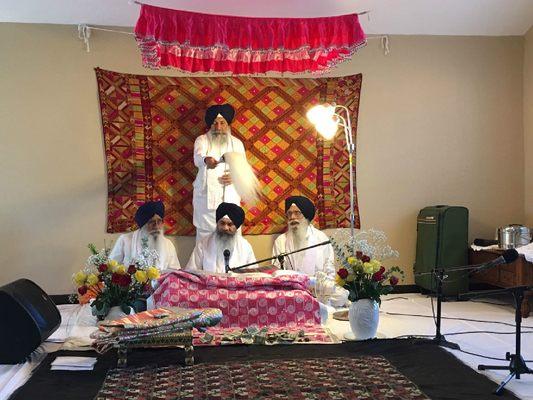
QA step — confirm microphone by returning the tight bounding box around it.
[472,249,519,273]
[223,249,231,273]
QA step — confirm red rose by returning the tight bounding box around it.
[111,273,121,285]
[361,255,371,263]
[355,251,363,260]
[119,274,132,287]
[372,271,384,282]
[98,264,107,272]
[390,275,399,286]
[77,285,88,295]
[127,265,137,275]
[337,268,349,279]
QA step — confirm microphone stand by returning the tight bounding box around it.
[228,241,331,272]
[415,260,516,350]
[415,267,461,349]
[462,285,532,395]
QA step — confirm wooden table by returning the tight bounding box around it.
[115,329,194,368]
[469,249,532,318]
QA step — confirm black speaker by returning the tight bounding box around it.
[0,279,61,364]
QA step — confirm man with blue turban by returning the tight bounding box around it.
[272,195,348,307]
[109,201,180,271]
[192,104,247,242]
[186,202,256,273]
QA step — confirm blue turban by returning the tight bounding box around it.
[135,201,165,228]
[216,202,245,229]
[285,196,315,221]
[205,104,235,127]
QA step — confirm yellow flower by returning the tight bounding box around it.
[115,265,127,275]
[370,260,382,273]
[73,271,87,286]
[363,262,374,274]
[147,266,160,280]
[347,257,357,265]
[86,273,99,286]
[134,270,148,284]
[107,259,118,270]
[335,274,346,287]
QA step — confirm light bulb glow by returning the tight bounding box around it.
[306,104,335,126]
[315,119,339,140]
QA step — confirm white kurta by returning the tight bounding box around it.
[186,232,256,273]
[192,133,246,238]
[109,230,181,272]
[272,225,348,307]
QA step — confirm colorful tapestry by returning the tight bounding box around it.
[152,271,321,328]
[96,68,362,235]
[96,356,430,400]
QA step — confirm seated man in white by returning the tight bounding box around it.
[109,201,180,272]
[186,202,256,273]
[272,195,348,307]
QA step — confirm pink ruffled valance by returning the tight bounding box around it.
[134,4,367,74]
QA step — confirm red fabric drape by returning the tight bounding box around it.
[134,5,366,74]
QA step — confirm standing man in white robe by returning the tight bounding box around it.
[192,104,246,242]
[109,201,181,272]
[186,202,256,273]
[272,195,348,307]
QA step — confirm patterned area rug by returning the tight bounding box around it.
[96,68,362,235]
[96,356,429,399]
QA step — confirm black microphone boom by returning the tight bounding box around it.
[472,249,519,274]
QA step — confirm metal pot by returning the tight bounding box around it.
[497,224,532,249]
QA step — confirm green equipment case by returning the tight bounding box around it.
[414,205,469,297]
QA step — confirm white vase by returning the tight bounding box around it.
[105,305,133,321]
[348,299,379,340]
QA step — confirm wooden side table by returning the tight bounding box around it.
[469,249,532,318]
[115,329,194,368]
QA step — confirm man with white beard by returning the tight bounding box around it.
[272,196,348,307]
[186,202,256,273]
[109,201,180,272]
[192,104,247,242]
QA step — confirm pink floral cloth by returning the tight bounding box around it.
[153,271,321,328]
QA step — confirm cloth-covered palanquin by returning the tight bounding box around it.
[91,307,222,353]
[96,68,362,235]
[153,271,321,328]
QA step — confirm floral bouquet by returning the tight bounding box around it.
[330,229,404,305]
[72,242,161,319]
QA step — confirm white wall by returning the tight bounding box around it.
[0,24,526,293]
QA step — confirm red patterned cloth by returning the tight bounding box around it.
[152,271,321,328]
[96,69,362,235]
[135,5,366,73]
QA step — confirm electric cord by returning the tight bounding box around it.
[382,311,533,329]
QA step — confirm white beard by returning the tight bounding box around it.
[208,129,230,150]
[289,220,309,250]
[215,231,236,267]
[287,220,309,269]
[139,225,166,266]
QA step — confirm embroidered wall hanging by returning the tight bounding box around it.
[96,68,362,235]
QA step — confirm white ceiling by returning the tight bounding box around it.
[1,0,532,36]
